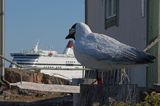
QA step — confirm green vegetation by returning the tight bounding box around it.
[112,91,160,106]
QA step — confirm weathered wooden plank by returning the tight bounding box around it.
[80,84,109,106]
[10,81,80,93]
[79,84,138,106]
[108,84,138,104]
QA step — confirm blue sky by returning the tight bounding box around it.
[5,0,84,60]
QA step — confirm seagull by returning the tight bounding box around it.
[65,22,155,71]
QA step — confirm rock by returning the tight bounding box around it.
[5,68,69,85]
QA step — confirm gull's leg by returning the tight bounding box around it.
[120,68,132,103]
[96,70,103,85]
[119,67,130,84]
[91,70,104,85]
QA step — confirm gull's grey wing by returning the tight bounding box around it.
[79,33,155,64]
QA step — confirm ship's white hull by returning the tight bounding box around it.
[41,69,85,81]
[10,41,85,82]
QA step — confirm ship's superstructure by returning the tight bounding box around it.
[10,41,85,81]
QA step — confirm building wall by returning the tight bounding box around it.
[85,0,147,86]
[147,0,160,88]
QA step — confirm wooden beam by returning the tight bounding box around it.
[0,0,4,78]
[10,81,80,93]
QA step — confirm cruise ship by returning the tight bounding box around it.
[10,40,85,81]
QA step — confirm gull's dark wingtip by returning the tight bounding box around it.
[128,48,156,64]
[146,54,156,63]
[135,53,156,64]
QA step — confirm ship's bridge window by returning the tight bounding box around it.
[66,61,75,64]
[56,66,61,69]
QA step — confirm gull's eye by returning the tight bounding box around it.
[69,28,75,34]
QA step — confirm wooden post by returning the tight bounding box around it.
[80,84,109,106]
[0,0,4,81]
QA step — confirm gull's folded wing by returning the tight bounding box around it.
[80,33,155,65]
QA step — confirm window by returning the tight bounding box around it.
[105,0,119,28]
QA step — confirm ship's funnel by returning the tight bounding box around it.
[64,40,74,55]
[66,40,73,48]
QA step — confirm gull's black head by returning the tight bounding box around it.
[65,23,77,40]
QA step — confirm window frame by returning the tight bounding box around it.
[105,0,119,29]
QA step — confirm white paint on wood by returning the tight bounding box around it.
[10,81,80,93]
